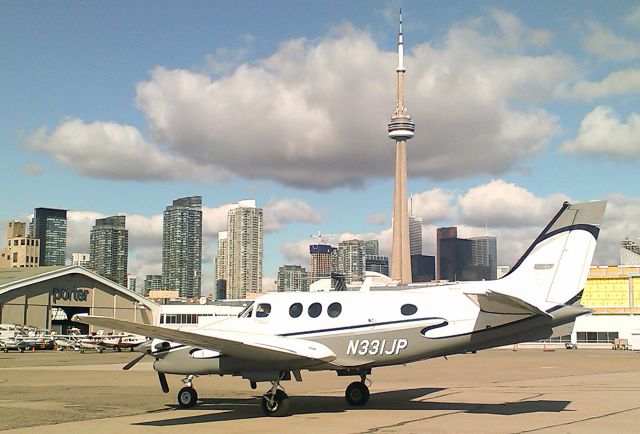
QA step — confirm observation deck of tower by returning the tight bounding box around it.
[388,9,415,284]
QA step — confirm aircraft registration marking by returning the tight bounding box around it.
[346,338,408,356]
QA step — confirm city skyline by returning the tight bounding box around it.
[2,2,640,293]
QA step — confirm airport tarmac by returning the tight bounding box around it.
[1,348,639,433]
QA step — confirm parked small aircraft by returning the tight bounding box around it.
[75,200,606,416]
[98,335,148,352]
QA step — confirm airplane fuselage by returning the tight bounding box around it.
[153,285,581,376]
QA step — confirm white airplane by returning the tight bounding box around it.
[75,200,606,416]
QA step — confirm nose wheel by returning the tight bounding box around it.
[177,375,198,408]
[177,386,198,408]
[345,380,370,406]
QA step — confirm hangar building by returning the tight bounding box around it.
[0,266,159,334]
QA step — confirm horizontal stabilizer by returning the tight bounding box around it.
[73,314,336,364]
[465,290,553,317]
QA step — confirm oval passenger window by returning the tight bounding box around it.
[327,302,342,318]
[289,303,303,318]
[308,302,322,318]
[401,304,417,316]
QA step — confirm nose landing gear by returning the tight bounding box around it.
[177,374,198,408]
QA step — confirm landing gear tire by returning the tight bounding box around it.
[177,386,198,408]
[345,381,370,406]
[261,389,290,417]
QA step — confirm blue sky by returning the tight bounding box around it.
[2,1,639,293]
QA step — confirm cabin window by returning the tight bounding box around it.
[327,302,342,318]
[256,303,271,318]
[401,304,418,316]
[308,302,322,318]
[289,303,303,318]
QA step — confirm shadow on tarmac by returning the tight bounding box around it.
[135,387,571,426]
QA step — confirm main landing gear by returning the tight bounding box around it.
[345,374,370,406]
[261,379,290,417]
[177,375,198,408]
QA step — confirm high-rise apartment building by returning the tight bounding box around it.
[310,244,336,279]
[0,221,40,268]
[215,231,229,299]
[162,196,203,298]
[436,227,457,280]
[411,255,435,282]
[72,252,90,267]
[364,240,379,256]
[89,215,128,286]
[226,200,263,299]
[439,237,472,282]
[33,207,67,266]
[409,215,422,256]
[470,236,497,280]
[337,239,366,282]
[127,274,137,293]
[365,255,389,276]
[277,265,309,292]
[144,274,163,296]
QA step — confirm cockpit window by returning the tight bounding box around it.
[308,302,322,318]
[256,303,271,318]
[289,303,303,318]
[238,302,255,318]
[401,304,418,316]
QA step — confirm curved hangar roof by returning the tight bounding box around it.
[0,265,159,314]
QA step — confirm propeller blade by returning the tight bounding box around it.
[122,353,146,371]
[158,372,169,393]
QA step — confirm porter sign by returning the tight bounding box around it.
[52,288,89,304]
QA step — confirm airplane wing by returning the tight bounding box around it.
[72,314,336,364]
[465,290,553,317]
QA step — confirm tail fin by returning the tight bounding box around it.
[499,201,606,309]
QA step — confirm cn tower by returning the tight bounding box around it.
[388,9,415,284]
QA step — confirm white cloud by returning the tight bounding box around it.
[263,198,322,232]
[25,118,222,182]
[561,68,640,101]
[457,179,568,228]
[561,106,640,159]
[410,188,454,223]
[27,11,568,189]
[202,204,237,237]
[582,21,640,61]
[66,211,105,255]
[625,6,640,27]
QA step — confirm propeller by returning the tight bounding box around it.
[121,340,152,371]
[123,353,146,370]
[121,339,171,393]
[158,372,169,393]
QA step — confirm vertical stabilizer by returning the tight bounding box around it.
[499,201,606,309]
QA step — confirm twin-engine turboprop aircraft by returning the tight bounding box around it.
[75,200,606,416]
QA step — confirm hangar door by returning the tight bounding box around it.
[51,306,89,335]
